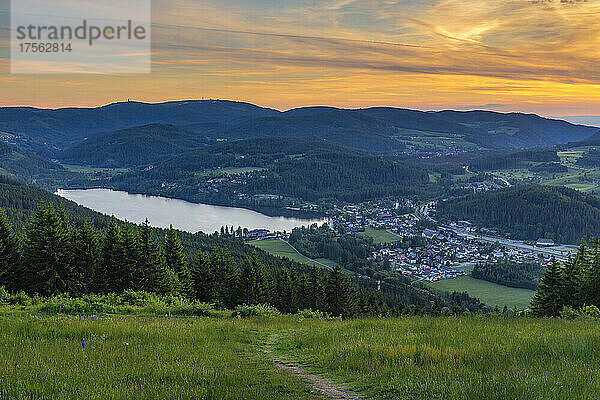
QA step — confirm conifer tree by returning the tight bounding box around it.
[560,256,583,308]
[0,209,20,291]
[306,265,324,311]
[191,251,213,302]
[70,219,100,294]
[164,226,192,297]
[22,204,72,295]
[212,251,240,308]
[115,223,139,292]
[531,258,564,317]
[239,254,271,305]
[98,219,122,293]
[276,267,294,313]
[582,236,600,306]
[325,265,358,319]
[138,220,170,293]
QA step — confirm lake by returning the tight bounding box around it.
[56,189,326,234]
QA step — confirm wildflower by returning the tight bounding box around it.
[82,339,86,350]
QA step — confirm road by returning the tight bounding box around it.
[448,228,576,261]
[278,239,332,269]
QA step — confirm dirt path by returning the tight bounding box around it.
[263,336,359,400]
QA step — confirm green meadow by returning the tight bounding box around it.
[356,227,400,244]
[249,239,337,269]
[424,276,535,309]
[2,312,600,399]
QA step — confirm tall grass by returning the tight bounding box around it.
[273,317,600,399]
[0,315,315,400]
[2,311,600,399]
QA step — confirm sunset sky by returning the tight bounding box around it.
[1,0,599,120]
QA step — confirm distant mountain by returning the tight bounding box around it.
[1,100,596,154]
[0,100,279,149]
[437,185,600,244]
[0,141,77,186]
[566,130,600,148]
[216,111,404,152]
[60,124,214,167]
[434,110,596,148]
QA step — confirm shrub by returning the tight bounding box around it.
[169,303,216,317]
[232,304,281,318]
[120,290,159,307]
[296,309,339,320]
[9,291,32,306]
[561,305,600,320]
[0,286,9,305]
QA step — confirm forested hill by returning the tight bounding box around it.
[109,137,435,203]
[0,174,488,313]
[60,124,214,167]
[0,100,277,148]
[0,174,294,265]
[1,101,596,156]
[437,185,600,244]
[0,142,80,188]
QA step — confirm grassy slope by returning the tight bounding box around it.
[2,313,600,399]
[249,239,337,269]
[0,315,315,400]
[274,317,600,400]
[356,227,400,244]
[424,276,534,309]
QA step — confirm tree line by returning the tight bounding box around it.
[472,261,544,291]
[438,185,600,244]
[0,204,405,318]
[531,237,600,316]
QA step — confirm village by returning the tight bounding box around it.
[246,198,561,283]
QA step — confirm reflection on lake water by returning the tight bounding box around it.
[56,189,327,234]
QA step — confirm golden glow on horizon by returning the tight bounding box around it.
[1,0,599,116]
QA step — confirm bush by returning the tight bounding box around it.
[0,286,9,305]
[9,291,32,306]
[169,303,216,317]
[296,309,339,320]
[561,305,600,320]
[232,304,281,318]
[120,290,159,307]
[39,295,117,314]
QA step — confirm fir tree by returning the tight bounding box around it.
[212,251,240,308]
[239,254,271,305]
[70,220,100,294]
[138,220,171,294]
[116,223,139,292]
[276,267,294,313]
[191,251,213,302]
[0,209,20,291]
[22,204,72,296]
[306,265,324,311]
[531,258,564,317]
[98,218,121,293]
[325,265,358,319]
[164,226,192,297]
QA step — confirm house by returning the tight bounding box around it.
[536,238,555,247]
[422,229,436,239]
[246,229,270,240]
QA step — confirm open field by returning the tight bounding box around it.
[2,313,600,399]
[274,317,600,400]
[356,227,400,244]
[249,239,337,269]
[424,276,535,309]
[0,314,314,400]
[61,164,129,174]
